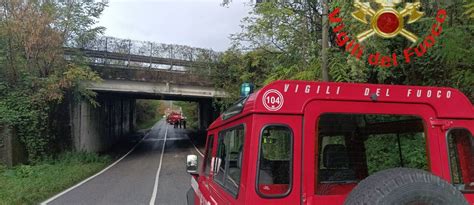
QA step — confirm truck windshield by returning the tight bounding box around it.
[214,125,245,196]
[222,97,248,120]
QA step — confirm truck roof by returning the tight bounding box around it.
[209,80,473,130]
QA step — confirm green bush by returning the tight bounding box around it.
[136,100,162,129]
[0,152,111,204]
[0,0,106,163]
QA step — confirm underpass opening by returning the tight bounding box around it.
[71,90,220,153]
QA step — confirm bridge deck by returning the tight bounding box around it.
[64,48,209,68]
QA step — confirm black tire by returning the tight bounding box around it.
[344,168,468,205]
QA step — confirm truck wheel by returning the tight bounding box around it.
[344,168,468,205]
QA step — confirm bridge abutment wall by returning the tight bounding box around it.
[0,125,27,167]
[71,94,135,152]
[198,99,219,130]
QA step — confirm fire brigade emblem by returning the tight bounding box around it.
[262,89,284,111]
[352,0,424,43]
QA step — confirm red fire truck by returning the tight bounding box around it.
[186,80,473,205]
[166,111,186,128]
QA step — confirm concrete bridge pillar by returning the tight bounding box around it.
[0,125,27,167]
[198,99,218,130]
[70,94,135,152]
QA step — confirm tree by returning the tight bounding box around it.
[465,1,474,18]
[234,1,325,77]
[321,0,330,81]
[0,0,107,161]
[218,0,473,102]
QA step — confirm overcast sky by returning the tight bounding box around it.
[98,0,252,51]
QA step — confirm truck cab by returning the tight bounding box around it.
[186,80,474,205]
[167,111,186,128]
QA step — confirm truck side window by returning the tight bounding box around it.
[257,125,292,198]
[213,125,245,197]
[203,135,214,176]
[316,114,428,195]
[447,129,474,192]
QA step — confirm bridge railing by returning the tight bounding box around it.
[65,36,221,74]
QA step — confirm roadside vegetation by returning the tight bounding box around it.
[0,1,112,204]
[217,0,473,107]
[0,0,107,162]
[135,100,199,130]
[136,100,163,130]
[216,0,472,181]
[0,152,110,205]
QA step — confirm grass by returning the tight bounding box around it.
[0,152,111,205]
[136,116,161,130]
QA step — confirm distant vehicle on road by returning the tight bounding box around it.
[186,80,473,205]
[166,111,186,129]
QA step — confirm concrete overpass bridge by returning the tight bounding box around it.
[67,36,225,152]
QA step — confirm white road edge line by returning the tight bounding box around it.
[40,123,158,205]
[149,125,168,205]
[147,138,186,141]
[190,138,204,157]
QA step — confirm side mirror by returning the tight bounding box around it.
[186,155,198,174]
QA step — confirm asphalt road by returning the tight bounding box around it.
[45,120,204,205]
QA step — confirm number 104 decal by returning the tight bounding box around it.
[262,89,284,111]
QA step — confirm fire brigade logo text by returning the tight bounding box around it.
[330,0,447,68]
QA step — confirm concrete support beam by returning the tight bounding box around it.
[88,80,227,99]
[198,99,216,130]
[0,125,26,167]
[71,95,135,152]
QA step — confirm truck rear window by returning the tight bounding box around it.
[316,113,428,195]
[257,125,293,198]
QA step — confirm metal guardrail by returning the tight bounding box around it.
[65,36,220,73]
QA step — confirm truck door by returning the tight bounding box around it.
[195,134,216,205]
[302,100,439,205]
[248,114,302,205]
[207,124,246,204]
[201,115,303,205]
[439,122,474,203]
